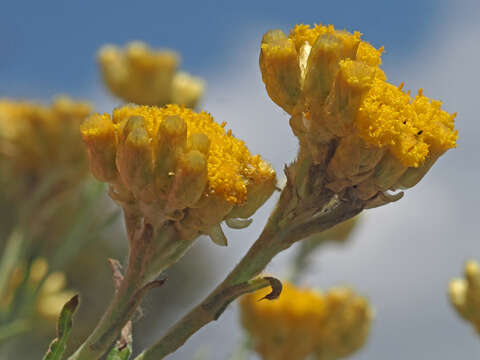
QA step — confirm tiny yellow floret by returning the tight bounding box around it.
[357,79,457,167]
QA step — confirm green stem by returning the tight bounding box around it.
[68,213,196,360]
[134,186,363,360]
[0,229,25,302]
[68,262,141,359]
[68,215,150,360]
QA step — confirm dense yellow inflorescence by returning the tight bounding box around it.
[240,282,372,360]
[0,97,91,182]
[98,42,205,108]
[81,104,276,239]
[357,82,457,167]
[449,260,480,333]
[260,24,457,206]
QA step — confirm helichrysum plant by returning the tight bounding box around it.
[98,41,205,107]
[31,23,457,360]
[125,24,456,360]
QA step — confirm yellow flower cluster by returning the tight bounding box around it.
[98,42,205,108]
[81,104,276,240]
[449,260,480,333]
[240,282,372,360]
[0,97,91,183]
[260,24,457,205]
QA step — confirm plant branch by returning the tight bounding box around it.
[68,218,162,360]
[134,183,364,360]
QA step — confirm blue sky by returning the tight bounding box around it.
[0,0,446,99]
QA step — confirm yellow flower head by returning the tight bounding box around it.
[98,41,205,107]
[240,282,372,360]
[449,260,480,333]
[260,24,457,207]
[81,104,276,240]
[0,97,91,183]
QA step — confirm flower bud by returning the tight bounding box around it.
[259,30,302,114]
[154,115,187,196]
[449,260,480,333]
[116,116,155,198]
[303,33,343,108]
[167,150,208,209]
[323,60,378,137]
[81,114,118,182]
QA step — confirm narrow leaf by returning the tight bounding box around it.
[42,294,79,360]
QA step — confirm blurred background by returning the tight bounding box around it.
[0,0,479,358]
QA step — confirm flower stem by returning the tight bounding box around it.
[0,228,25,303]
[68,210,198,360]
[134,184,363,360]
[68,221,150,360]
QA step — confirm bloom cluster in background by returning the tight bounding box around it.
[241,282,372,360]
[0,97,91,188]
[98,42,205,108]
